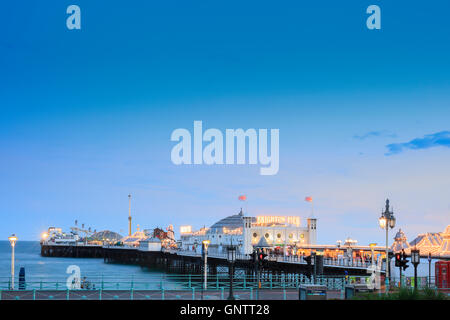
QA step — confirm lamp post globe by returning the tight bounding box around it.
[389,216,396,229]
[379,216,387,229]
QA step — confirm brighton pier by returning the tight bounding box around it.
[40,201,450,282]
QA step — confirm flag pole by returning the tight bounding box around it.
[245,196,248,216]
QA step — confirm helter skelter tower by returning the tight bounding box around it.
[128,194,132,236]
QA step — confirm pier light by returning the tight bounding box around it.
[41,232,49,241]
[8,234,17,290]
[202,239,211,250]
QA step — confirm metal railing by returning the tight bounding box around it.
[0,273,349,291]
[167,249,382,270]
[1,274,447,300]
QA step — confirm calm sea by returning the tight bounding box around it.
[0,241,168,290]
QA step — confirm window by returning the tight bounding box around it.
[277,233,281,238]
[253,233,258,238]
[265,233,270,239]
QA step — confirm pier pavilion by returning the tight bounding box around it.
[178,208,317,255]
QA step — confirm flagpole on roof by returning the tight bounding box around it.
[238,195,247,216]
[305,196,314,218]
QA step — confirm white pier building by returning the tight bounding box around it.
[179,209,317,255]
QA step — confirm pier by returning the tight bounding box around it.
[41,244,384,277]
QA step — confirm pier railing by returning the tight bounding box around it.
[0,273,351,291]
[1,273,436,292]
[165,249,384,270]
[0,274,445,300]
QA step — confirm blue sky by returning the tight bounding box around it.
[1,1,449,245]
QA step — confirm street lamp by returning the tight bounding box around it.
[227,243,237,300]
[379,199,395,292]
[411,248,420,291]
[427,252,432,288]
[202,240,210,291]
[8,234,18,290]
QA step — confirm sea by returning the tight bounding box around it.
[0,241,440,290]
[0,241,169,290]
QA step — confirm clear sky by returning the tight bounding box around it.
[1,1,449,245]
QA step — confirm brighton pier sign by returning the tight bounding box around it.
[256,216,300,227]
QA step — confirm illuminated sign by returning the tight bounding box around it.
[256,216,300,227]
[180,225,192,234]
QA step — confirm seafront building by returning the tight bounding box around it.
[391,225,450,257]
[179,208,317,255]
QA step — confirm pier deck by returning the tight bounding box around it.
[41,244,385,277]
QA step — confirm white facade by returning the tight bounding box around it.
[139,238,162,251]
[179,209,317,255]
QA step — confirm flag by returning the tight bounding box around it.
[305,196,313,202]
[238,195,247,201]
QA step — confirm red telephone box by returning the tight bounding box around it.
[435,261,450,290]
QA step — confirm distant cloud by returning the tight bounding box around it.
[353,130,397,140]
[385,131,450,155]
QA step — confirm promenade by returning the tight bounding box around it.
[0,288,342,300]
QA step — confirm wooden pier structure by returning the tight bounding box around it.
[41,244,383,277]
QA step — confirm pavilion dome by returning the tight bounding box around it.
[209,209,255,233]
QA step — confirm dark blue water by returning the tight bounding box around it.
[0,241,172,290]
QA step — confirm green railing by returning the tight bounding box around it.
[0,274,349,291]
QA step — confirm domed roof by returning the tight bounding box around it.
[90,230,123,242]
[394,229,407,240]
[209,209,254,231]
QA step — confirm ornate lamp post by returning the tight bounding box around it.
[227,242,237,300]
[379,199,395,292]
[411,248,420,291]
[8,234,18,290]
